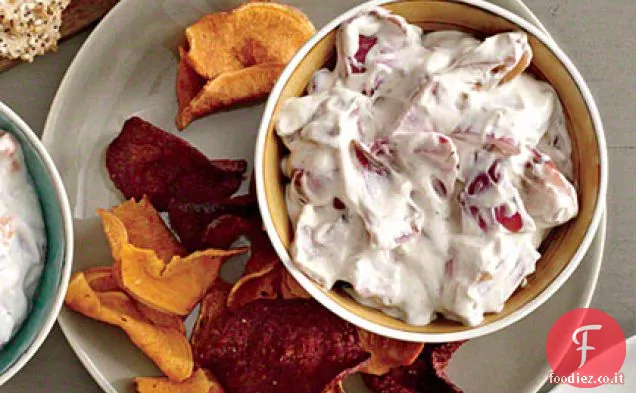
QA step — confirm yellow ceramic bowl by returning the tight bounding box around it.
[255,0,607,342]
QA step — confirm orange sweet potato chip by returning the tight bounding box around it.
[185,12,242,80]
[135,369,225,393]
[178,63,284,130]
[226,231,280,310]
[227,266,279,310]
[96,291,143,319]
[65,273,193,382]
[65,272,119,323]
[83,266,120,292]
[357,329,424,375]
[176,2,315,129]
[122,318,193,383]
[185,2,314,80]
[99,208,247,316]
[135,302,186,335]
[280,269,311,300]
[82,266,185,333]
[115,243,246,316]
[108,197,186,262]
[226,262,311,308]
[176,46,206,130]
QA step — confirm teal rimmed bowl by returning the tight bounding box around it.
[0,102,73,385]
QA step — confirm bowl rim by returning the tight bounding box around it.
[255,0,608,342]
[0,101,74,383]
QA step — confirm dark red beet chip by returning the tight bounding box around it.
[363,341,466,393]
[168,194,258,251]
[105,116,246,211]
[210,159,248,175]
[194,299,370,393]
[170,171,244,206]
[201,214,258,249]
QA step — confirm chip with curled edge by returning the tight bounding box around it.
[177,63,285,129]
[167,195,258,252]
[82,266,186,334]
[363,342,466,393]
[135,369,225,393]
[98,206,247,316]
[110,196,187,262]
[190,223,424,393]
[64,272,193,382]
[192,296,424,393]
[193,298,371,393]
[176,46,207,126]
[175,1,316,129]
[184,2,314,80]
[106,117,246,211]
[226,229,282,310]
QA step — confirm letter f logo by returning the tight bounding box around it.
[572,324,602,368]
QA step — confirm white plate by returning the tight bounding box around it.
[549,335,635,393]
[41,1,606,392]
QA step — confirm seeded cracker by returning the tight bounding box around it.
[0,0,71,62]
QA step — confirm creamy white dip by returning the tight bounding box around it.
[276,8,578,326]
[0,131,46,346]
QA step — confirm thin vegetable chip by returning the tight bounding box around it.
[135,368,225,393]
[192,261,424,393]
[178,63,284,128]
[83,266,119,292]
[193,299,369,393]
[176,46,207,128]
[168,195,257,251]
[358,329,424,375]
[185,2,314,79]
[176,1,315,129]
[111,197,186,261]
[83,265,186,334]
[280,269,311,300]
[65,272,193,382]
[201,214,256,250]
[191,279,233,357]
[106,117,246,210]
[226,230,281,309]
[99,207,246,316]
[363,342,466,393]
[135,302,186,335]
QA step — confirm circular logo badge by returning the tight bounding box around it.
[546,308,626,388]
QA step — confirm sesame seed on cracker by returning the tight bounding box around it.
[0,0,71,62]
